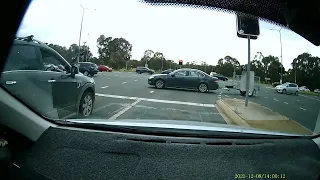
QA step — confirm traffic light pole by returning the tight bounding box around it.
[245,36,251,107]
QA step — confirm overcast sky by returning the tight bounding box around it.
[17,0,319,69]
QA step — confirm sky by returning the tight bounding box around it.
[17,0,320,70]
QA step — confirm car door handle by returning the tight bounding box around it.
[5,81,16,85]
[48,79,56,83]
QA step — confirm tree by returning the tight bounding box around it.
[215,56,240,77]
[289,53,320,90]
[97,35,132,69]
[141,50,154,66]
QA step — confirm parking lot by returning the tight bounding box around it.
[66,71,320,132]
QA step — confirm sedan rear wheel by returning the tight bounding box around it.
[198,83,208,93]
[155,79,164,89]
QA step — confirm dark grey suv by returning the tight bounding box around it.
[0,36,95,118]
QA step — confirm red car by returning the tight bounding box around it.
[98,65,112,72]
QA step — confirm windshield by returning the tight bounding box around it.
[1,0,320,136]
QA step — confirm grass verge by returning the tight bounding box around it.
[300,91,320,97]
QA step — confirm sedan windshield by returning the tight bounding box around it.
[1,0,319,136]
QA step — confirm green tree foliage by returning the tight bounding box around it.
[96,35,132,69]
[285,53,320,90]
[47,43,93,63]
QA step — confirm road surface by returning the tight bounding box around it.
[218,81,320,131]
[68,71,226,125]
[65,71,320,132]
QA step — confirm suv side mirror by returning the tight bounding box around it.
[170,73,175,77]
[70,65,79,78]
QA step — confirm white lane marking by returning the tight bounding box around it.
[93,104,112,113]
[273,98,278,101]
[61,113,77,119]
[108,78,110,80]
[96,93,215,107]
[122,82,126,84]
[134,80,137,81]
[296,100,300,102]
[108,99,141,120]
[101,86,108,88]
[284,102,289,104]
[300,94,320,102]
[300,107,306,111]
[149,91,154,93]
[264,97,268,98]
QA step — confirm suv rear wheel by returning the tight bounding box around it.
[79,91,93,117]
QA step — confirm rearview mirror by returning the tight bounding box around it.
[70,65,79,78]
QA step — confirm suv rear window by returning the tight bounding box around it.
[4,45,39,71]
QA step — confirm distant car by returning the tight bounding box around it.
[79,62,99,76]
[98,65,112,72]
[161,69,173,74]
[136,66,154,74]
[275,82,299,95]
[210,73,228,81]
[148,68,219,93]
[298,86,310,92]
[314,89,320,93]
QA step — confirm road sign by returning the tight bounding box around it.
[179,60,183,65]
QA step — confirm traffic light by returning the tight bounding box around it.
[179,60,183,65]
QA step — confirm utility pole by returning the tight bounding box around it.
[77,5,87,64]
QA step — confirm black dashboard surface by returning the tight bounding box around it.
[12,127,320,180]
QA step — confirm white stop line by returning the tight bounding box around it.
[95,93,215,108]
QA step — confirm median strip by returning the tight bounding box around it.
[216,98,313,135]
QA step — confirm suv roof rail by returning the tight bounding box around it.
[15,35,46,45]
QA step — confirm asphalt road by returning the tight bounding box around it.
[218,80,320,131]
[65,71,320,132]
[68,71,226,125]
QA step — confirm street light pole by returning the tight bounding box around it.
[78,5,87,63]
[270,28,283,84]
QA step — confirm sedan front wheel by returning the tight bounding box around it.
[155,79,165,89]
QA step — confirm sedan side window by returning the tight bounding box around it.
[189,71,199,77]
[175,70,187,76]
[41,49,66,72]
[3,45,39,71]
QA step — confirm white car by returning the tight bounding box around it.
[275,82,299,95]
[314,89,320,94]
[299,86,310,92]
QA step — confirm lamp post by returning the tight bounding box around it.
[270,27,283,84]
[77,5,88,63]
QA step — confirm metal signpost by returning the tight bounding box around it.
[236,14,260,107]
[245,36,251,107]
